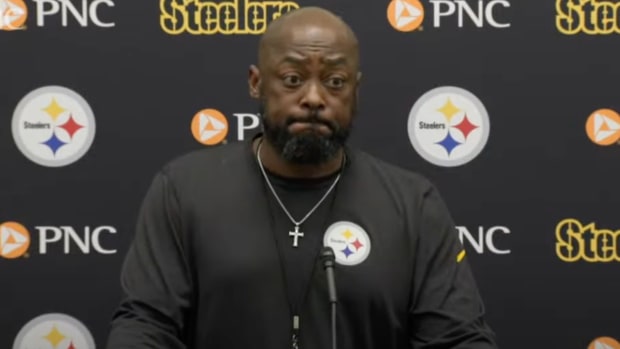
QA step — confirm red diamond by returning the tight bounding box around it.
[352,238,364,251]
[67,341,76,349]
[58,114,85,139]
[453,114,479,140]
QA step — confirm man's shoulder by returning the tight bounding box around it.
[349,147,435,193]
[159,141,250,182]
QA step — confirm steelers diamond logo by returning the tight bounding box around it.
[407,86,490,167]
[13,313,96,349]
[323,221,371,266]
[12,86,96,167]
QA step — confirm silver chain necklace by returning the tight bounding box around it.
[256,140,344,248]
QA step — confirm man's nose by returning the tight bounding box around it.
[300,81,326,111]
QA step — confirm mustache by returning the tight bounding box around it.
[285,111,338,130]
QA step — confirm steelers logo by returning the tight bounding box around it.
[323,221,371,266]
[13,313,95,349]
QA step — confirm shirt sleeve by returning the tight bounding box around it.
[409,184,498,349]
[105,170,194,349]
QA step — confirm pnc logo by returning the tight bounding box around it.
[387,0,510,32]
[387,0,424,32]
[407,86,490,167]
[556,0,620,35]
[2,0,115,30]
[588,337,620,349]
[586,108,620,146]
[191,109,229,145]
[0,220,117,257]
[0,0,27,30]
[160,0,299,35]
[190,108,261,145]
[0,222,31,259]
[32,0,115,28]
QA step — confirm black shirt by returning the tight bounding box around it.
[105,138,498,349]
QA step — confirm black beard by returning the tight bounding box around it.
[259,103,352,165]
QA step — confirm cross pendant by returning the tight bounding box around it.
[289,225,304,247]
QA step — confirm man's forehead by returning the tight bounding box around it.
[263,48,355,70]
[268,27,354,53]
[269,24,353,47]
[257,9,359,69]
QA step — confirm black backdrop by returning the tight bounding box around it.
[2,0,620,348]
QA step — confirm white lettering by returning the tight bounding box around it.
[457,226,484,254]
[64,226,90,253]
[430,0,456,27]
[62,0,89,27]
[91,226,117,254]
[37,226,63,254]
[429,0,510,28]
[485,0,511,28]
[90,0,115,28]
[485,226,511,254]
[34,0,60,26]
[457,225,511,255]
[33,0,115,27]
[233,113,260,140]
[458,0,484,27]
[37,225,117,255]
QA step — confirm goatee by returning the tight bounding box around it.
[259,103,351,165]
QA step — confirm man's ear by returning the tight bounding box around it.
[248,64,261,99]
[355,71,362,98]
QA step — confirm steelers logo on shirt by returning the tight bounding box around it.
[323,221,371,266]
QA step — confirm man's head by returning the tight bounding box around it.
[248,7,361,165]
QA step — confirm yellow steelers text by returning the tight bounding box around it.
[160,0,300,35]
[556,0,620,35]
[556,218,620,262]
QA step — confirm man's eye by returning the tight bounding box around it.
[326,77,345,88]
[283,75,302,86]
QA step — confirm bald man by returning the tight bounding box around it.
[105,7,498,349]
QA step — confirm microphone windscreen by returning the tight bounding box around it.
[321,246,336,267]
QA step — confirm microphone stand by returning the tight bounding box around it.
[321,247,338,349]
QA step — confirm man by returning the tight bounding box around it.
[105,6,498,349]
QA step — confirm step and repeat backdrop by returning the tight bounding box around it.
[1,0,619,348]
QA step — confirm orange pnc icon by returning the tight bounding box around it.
[588,337,620,349]
[387,0,424,32]
[585,108,620,146]
[0,0,28,31]
[191,108,229,146]
[0,221,30,259]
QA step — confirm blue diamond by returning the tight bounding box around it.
[435,131,462,156]
[341,246,354,259]
[41,131,67,156]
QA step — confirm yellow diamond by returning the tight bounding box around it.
[437,98,461,123]
[42,98,66,122]
[44,325,66,348]
[341,229,354,240]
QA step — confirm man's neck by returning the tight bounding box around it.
[253,136,344,179]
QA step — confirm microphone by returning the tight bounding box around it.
[320,246,338,349]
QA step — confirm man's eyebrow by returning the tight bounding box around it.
[322,56,348,65]
[277,54,309,65]
[275,54,349,66]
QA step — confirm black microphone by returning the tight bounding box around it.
[320,246,338,349]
